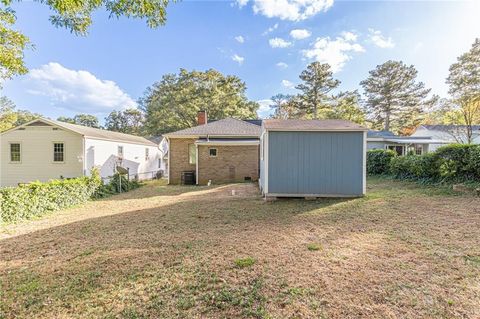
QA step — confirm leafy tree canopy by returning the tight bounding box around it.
[1,0,171,84]
[140,68,259,135]
[0,96,41,132]
[58,114,100,128]
[105,108,145,135]
[446,38,480,143]
[327,90,365,125]
[360,60,435,134]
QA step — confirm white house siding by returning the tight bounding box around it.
[0,126,83,187]
[84,138,161,180]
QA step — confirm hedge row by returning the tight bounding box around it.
[367,144,480,183]
[0,170,142,223]
[0,171,102,223]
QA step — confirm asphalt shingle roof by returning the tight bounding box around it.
[164,118,262,137]
[263,119,367,131]
[367,130,396,138]
[422,124,480,131]
[22,118,158,146]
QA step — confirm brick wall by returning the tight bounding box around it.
[169,138,196,184]
[197,145,259,185]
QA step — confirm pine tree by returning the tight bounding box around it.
[295,62,340,119]
[360,60,434,133]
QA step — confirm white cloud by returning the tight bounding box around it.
[253,0,334,21]
[257,99,274,118]
[269,37,292,48]
[231,54,245,65]
[276,62,288,69]
[302,32,365,73]
[368,28,395,48]
[290,29,311,40]
[26,62,136,113]
[235,35,245,43]
[262,23,279,35]
[282,79,295,88]
[234,0,249,8]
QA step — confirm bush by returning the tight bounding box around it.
[389,154,438,181]
[367,149,396,175]
[0,170,101,223]
[434,144,480,181]
[93,174,141,199]
[388,144,480,183]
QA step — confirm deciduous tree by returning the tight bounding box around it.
[105,109,145,135]
[0,96,40,132]
[58,114,100,128]
[446,38,480,143]
[140,69,259,135]
[1,0,172,84]
[328,91,365,125]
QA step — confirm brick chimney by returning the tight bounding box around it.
[197,110,207,125]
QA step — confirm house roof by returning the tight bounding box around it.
[421,124,480,131]
[164,118,262,137]
[4,118,158,147]
[367,130,396,138]
[263,119,367,131]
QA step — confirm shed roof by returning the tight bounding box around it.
[5,118,158,146]
[164,118,261,137]
[263,119,367,131]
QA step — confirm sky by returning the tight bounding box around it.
[2,0,480,121]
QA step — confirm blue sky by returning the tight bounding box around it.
[2,0,480,121]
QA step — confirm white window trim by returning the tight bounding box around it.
[209,148,217,157]
[188,143,196,165]
[9,142,22,164]
[145,147,150,161]
[117,145,124,159]
[53,141,66,164]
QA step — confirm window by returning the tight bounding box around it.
[188,144,196,164]
[209,148,217,157]
[145,148,149,161]
[158,159,162,168]
[53,143,64,162]
[10,143,21,162]
[117,146,124,159]
[415,144,423,155]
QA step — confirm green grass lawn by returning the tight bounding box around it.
[1,177,479,318]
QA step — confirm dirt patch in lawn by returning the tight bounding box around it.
[1,178,480,318]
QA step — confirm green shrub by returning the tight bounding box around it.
[367,149,396,175]
[0,170,101,223]
[434,144,480,181]
[93,174,140,199]
[389,153,439,181]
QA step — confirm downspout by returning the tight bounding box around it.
[195,143,199,185]
[167,137,171,184]
[82,136,86,176]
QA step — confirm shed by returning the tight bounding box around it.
[259,119,368,198]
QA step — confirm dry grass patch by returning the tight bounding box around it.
[1,177,480,318]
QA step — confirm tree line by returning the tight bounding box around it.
[270,38,479,142]
[1,38,479,142]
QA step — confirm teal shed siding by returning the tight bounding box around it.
[266,131,365,196]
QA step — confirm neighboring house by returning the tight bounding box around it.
[412,125,480,151]
[0,118,162,187]
[147,135,168,176]
[367,130,449,155]
[260,119,368,198]
[163,111,261,185]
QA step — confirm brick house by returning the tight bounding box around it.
[164,111,261,185]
